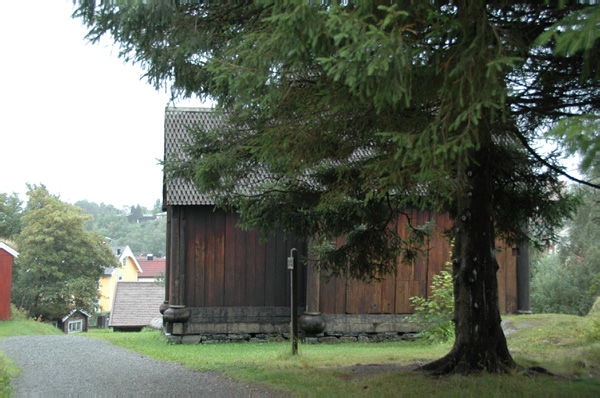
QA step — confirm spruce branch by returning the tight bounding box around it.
[511,129,600,190]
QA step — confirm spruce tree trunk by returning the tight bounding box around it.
[420,132,517,374]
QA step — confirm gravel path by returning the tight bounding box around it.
[0,335,284,397]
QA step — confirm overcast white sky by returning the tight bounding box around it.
[0,0,206,210]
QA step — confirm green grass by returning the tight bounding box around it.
[0,354,19,398]
[0,320,62,338]
[86,316,600,397]
[2,314,600,396]
[503,313,600,378]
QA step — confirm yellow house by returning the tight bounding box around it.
[98,246,143,312]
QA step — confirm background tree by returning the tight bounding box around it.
[531,171,600,316]
[0,192,23,239]
[76,1,598,373]
[122,217,166,256]
[12,186,117,320]
[76,199,166,256]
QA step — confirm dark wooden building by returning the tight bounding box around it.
[163,108,307,338]
[162,107,530,341]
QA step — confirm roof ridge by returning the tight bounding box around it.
[165,106,215,112]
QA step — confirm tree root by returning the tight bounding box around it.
[525,366,564,379]
[416,356,564,379]
[415,351,519,376]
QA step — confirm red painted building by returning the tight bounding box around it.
[0,242,18,321]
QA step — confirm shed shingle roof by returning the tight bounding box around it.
[109,282,165,328]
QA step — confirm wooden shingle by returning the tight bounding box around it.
[109,282,165,331]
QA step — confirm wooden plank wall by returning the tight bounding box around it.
[175,206,306,308]
[319,209,518,315]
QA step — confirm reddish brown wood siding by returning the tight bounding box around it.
[168,206,307,309]
[319,209,518,315]
[0,249,13,321]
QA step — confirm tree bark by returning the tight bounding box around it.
[420,132,517,374]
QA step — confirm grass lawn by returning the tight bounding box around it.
[1,313,599,396]
[84,313,600,397]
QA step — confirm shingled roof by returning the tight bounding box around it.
[163,107,393,207]
[164,107,224,206]
[164,107,304,206]
[109,282,165,330]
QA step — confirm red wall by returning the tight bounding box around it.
[0,249,14,320]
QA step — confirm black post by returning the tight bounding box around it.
[289,248,299,355]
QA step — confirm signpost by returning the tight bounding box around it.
[288,248,298,355]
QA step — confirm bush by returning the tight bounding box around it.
[531,254,595,316]
[410,260,454,344]
[9,304,29,321]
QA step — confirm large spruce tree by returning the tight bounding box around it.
[75,1,598,373]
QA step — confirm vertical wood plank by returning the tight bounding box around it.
[164,207,171,304]
[319,273,336,314]
[298,239,308,308]
[223,212,236,306]
[213,210,225,307]
[395,280,411,313]
[274,233,287,306]
[395,211,412,314]
[264,233,277,306]
[347,278,367,314]
[368,279,382,314]
[254,233,267,307]
[496,239,507,314]
[204,209,216,306]
[194,207,206,308]
[380,271,396,314]
[234,214,246,307]
[169,207,180,305]
[245,232,257,306]
[413,209,429,283]
[397,210,414,281]
[505,247,518,314]
[427,212,451,298]
[184,210,195,307]
[178,207,186,306]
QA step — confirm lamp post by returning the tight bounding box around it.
[288,248,298,355]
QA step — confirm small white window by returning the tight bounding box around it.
[118,274,123,281]
[122,258,127,268]
[68,320,83,333]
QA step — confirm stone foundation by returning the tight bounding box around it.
[163,309,422,344]
[164,330,419,345]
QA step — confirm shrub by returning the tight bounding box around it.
[410,258,454,344]
[9,304,29,321]
[530,254,595,315]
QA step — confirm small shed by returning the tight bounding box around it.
[58,309,90,334]
[0,242,18,321]
[110,282,165,332]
